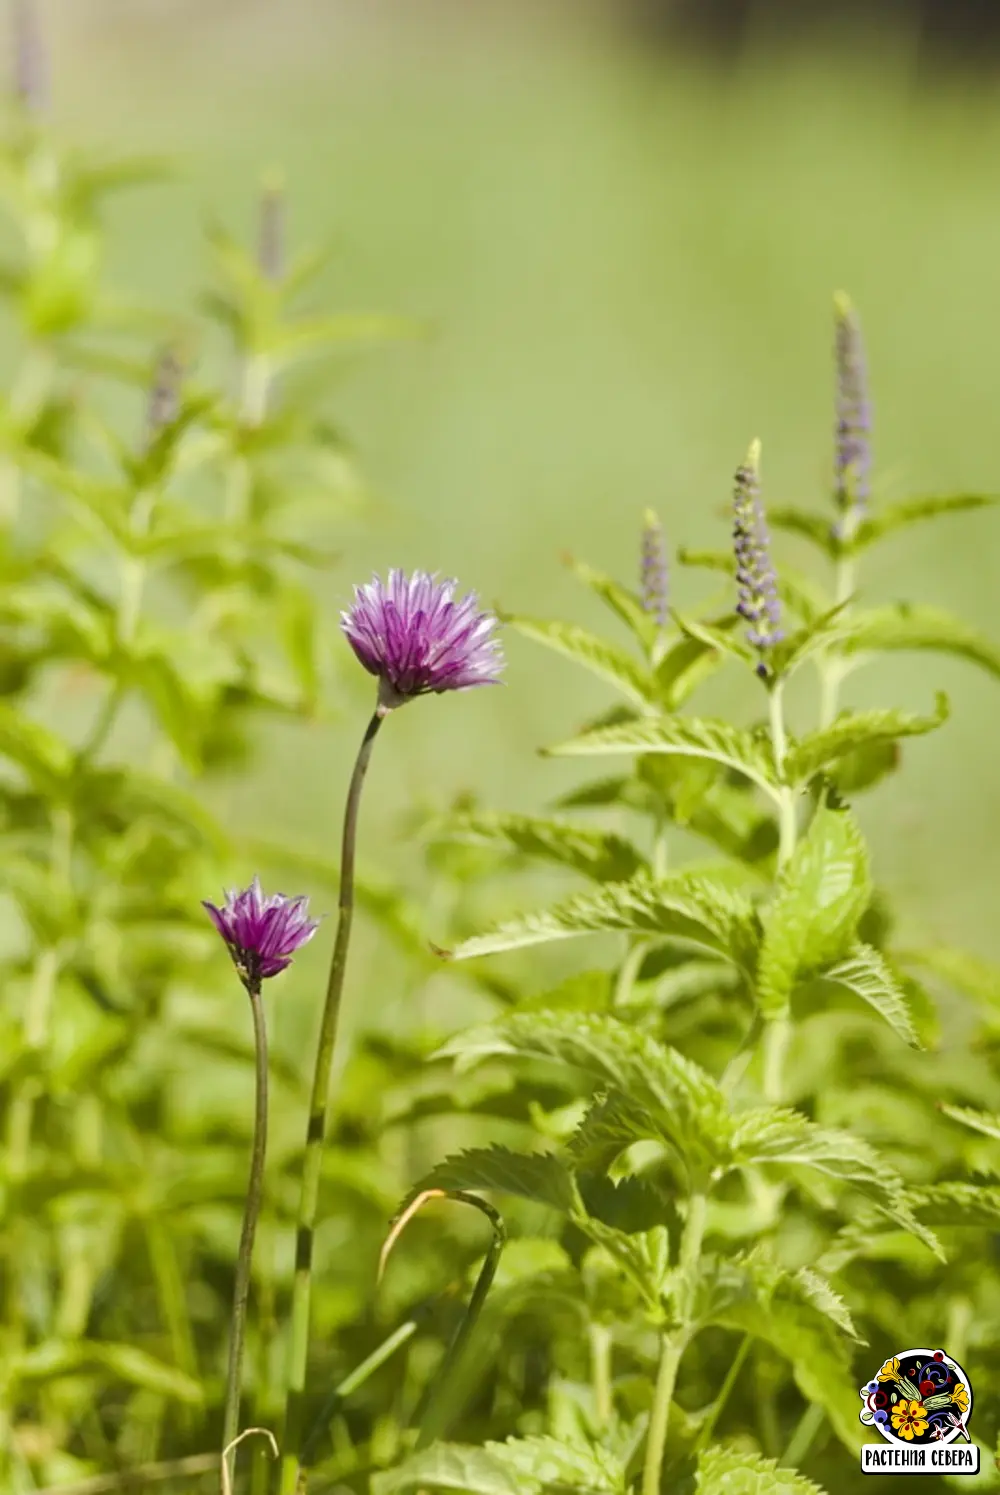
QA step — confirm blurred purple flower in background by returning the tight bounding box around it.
[341,568,504,709]
[640,508,669,626]
[732,438,783,675]
[833,290,872,531]
[204,876,318,989]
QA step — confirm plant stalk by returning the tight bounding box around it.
[641,1191,707,1495]
[221,981,270,1493]
[278,708,385,1494]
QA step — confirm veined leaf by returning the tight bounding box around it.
[432,811,644,883]
[546,716,777,800]
[486,1434,626,1492]
[674,612,755,664]
[814,944,920,1048]
[852,493,999,551]
[756,797,871,1016]
[654,614,743,707]
[793,1266,864,1343]
[443,870,757,972]
[502,616,655,707]
[697,1444,828,1494]
[731,1109,941,1254]
[567,1089,680,1172]
[578,1216,674,1311]
[839,603,1000,681]
[938,1103,1000,1143]
[407,1146,577,1215]
[767,507,838,556]
[371,1445,526,1495]
[561,553,660,652]
[438,1011,732,1172]
[909,1182,1000,1227]
[785,694,948,786]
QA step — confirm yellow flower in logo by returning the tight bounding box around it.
[952,1382,970,1415]
[891,1400,929,1441]
[877,1357,901,1382]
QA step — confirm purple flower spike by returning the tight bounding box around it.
[203,876,318,991]
[732,439,784,678]
[640,509,669,627]
[833,290,872,535]
[341,569,504,710]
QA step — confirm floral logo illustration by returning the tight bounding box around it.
[860,1348,973,1449]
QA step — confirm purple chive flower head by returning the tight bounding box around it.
[732,438,784,678]
[640,509,669,627]
[203,877,318,991]
[833,290,872,533]
[341,569,504,710]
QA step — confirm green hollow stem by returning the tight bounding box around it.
[300,1319,419,1468]
[278,708,385,1495]
[780,1400,826,1469]
[221,981,270,1493]
[692,1332,752,1453]
[641,1192,707,1495]
[588,1323,613,1428]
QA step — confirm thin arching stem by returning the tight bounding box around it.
[221,980,270,1492]
[279,708,385,1494]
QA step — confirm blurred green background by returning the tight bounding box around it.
[33,0,1000,998]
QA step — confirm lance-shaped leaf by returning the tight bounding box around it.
[784,693,948,786]
[838,603,1000,682]
[770,602,853,680]
[703,1253,862,1455]
[767,506,838,556]
[696,1446,828,1495]
[431,810,644,883]
[443,870,758,973]
[852,493,999,551]
[793,1266,864,1343]
[938,1103,1000,1143]
[811,944,920,1048]
[756,797,871,1016]
[908,1182,1000,1227]
[405,1146,578,1216]
[578,1216,674,1312]
[561,552,660,652]
[730,1109,941,1254]
[653,614,743,707]
[438,1011,733,1175]
[546,716,778,801]
[502,615,656,707]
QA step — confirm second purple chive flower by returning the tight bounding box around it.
[732,439,784,678]
[341,569,504,710]
[203,876,318,990]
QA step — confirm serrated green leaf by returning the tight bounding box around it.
[438,1010,732,1176]
[503,616,655,706]
[433,811,644,883]
[653,614,744,707]
[938,1103,1000,1143]
[546,716,777,800]
[567,1090,679,1172]
[852,493,999,551]
[486,1434,626,1492]
[408,1146,577,1215]
[839,603,1000,681]
[793,1266,864,1343]
[814,944,920,1047]
[562,553,659,652]
[785,694,948,786]
[909,1181,1000,1226]
[673,612,754,664]
[731,1109,941,1254]
[696,1444,828,1494]
[444,870,757,972]
[371,1445,527,1494]
[756,798,871,1016]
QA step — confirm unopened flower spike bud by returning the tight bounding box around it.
[341,569,504,713]
[732,438,784,678]
[13,0,48,116]
[257,173,286,284]
[203,877,318,992]
[640,508,669,627]
[833,290,872,538]
[142,344,185,453]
